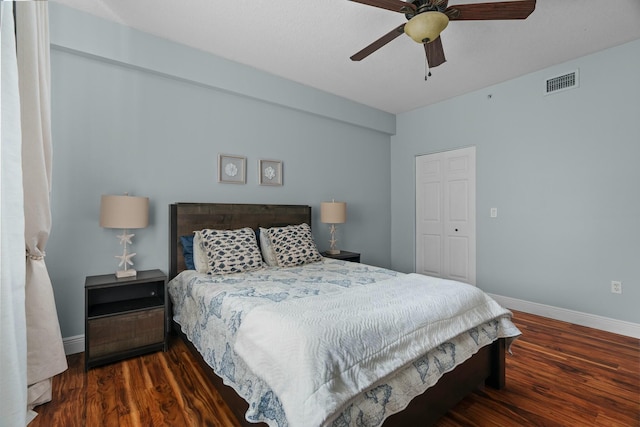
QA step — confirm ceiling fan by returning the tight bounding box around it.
[349,0,536,73]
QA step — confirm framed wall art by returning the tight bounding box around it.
[258,159,283,186]
[218,154,246,184]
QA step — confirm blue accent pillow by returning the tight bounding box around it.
[180,235,195,270]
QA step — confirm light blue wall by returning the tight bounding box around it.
[391,39,640,324]
[46,3,639,338]
[47,4,394,338]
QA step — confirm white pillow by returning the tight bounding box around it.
[259,228,278,267]
[193,231,208,273]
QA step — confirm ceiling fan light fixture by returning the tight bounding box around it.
[404,11,449,44]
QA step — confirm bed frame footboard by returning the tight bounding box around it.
[386,337,506,426]
[174,321,506,427]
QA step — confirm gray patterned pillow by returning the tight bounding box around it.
[199,227,264,274]
[266,223,322,267]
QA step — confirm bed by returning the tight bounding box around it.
[168,202,520,427]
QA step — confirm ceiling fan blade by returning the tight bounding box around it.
[446,0,535,20]
[424,36,446,68]
[349,0,417,14]
[350,24,406,61]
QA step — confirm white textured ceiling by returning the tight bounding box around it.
[51,0,640,114]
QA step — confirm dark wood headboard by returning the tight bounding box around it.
[169,203,312,280]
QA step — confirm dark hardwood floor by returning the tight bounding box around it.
[29,311,640,427]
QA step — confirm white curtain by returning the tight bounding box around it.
[0,2,28,426]
[16,0,68,420]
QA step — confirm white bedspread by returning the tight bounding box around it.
[234,273,513,427]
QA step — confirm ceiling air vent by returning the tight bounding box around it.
[545,70,579,95]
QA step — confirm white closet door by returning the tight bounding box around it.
[415,155,444,277]
[416,147,476,285]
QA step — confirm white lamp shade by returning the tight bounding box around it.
[100,194,149,229]
[320,201,347,224]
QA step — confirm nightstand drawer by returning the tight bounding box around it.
[88,307,164,358]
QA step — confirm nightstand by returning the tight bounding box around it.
[85,269,168,370]
[321,250,361,263]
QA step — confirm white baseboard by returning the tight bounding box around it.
[63,334,84,355]
[489,294,640,339]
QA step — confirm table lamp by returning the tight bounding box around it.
[320,200,347,255]
[100,194,149,278]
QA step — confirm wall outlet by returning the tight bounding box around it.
[611,281,622,294]
[490,208,498,218]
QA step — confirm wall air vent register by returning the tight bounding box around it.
[545,70,579,95]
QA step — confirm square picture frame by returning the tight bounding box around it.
[218,154,246,184]
[258,159,283,186]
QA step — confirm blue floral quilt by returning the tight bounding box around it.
[168,258,520,427]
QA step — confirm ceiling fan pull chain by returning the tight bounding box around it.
[424,59,432,81]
